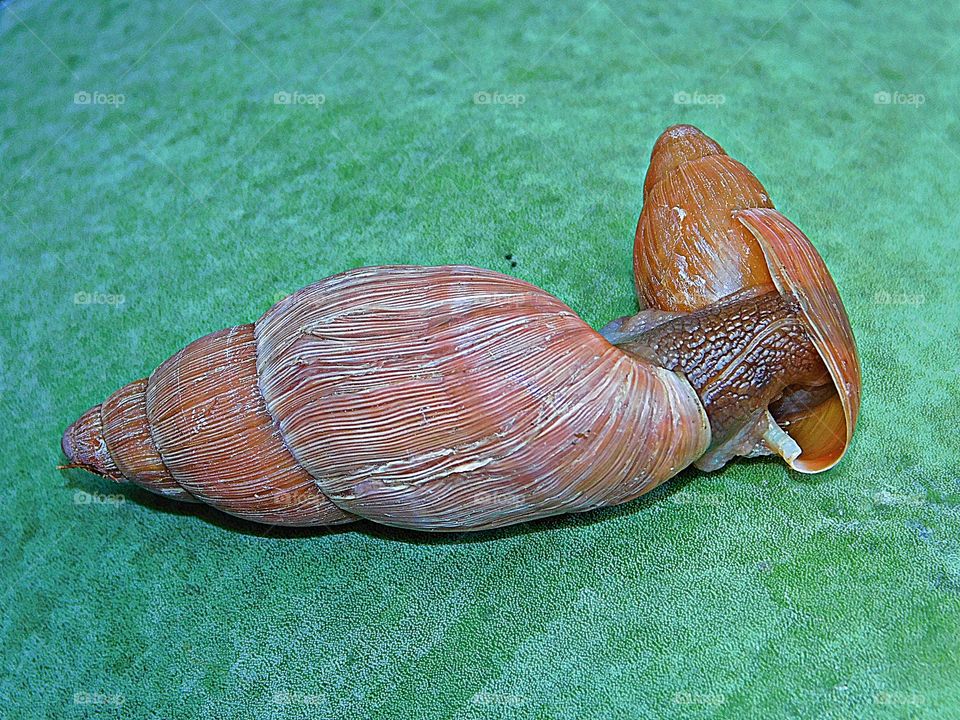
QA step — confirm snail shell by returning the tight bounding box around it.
[63,266,709,530]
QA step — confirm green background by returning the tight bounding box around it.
[2,0,958,717]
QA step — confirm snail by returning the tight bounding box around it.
[60,125,861,531]
[626,124,860,473]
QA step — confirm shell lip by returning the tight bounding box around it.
[734,207,861,473]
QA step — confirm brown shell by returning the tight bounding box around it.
[635,125,774,311]
[255,265,710,530]
[61,404,124,481]
[101,379,195,502]
[62,266,712,530]
[63,327,355,526]
[634,125,861,472]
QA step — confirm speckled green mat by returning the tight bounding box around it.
[1,1,958,718]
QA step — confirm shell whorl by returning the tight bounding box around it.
[142,324,354,525]
[62,266,711,530]
[635,124,776,312]
[255,266,709,530]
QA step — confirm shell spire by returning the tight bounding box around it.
[61,325,355,526]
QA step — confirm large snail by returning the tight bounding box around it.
[61,125,861,531]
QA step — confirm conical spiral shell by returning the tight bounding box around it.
[65,325,354,526]
[63,266,711,530]
[143,324,354,525]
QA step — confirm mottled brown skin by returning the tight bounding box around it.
[618,287,830,456]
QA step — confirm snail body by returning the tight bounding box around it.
[62,126,861,530]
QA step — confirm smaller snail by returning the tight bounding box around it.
[628,124,860,473]
[61,125,860,531]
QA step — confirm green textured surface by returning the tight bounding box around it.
[2,0,959,717]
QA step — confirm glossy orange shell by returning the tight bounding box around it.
[735,209,861,472]
[634,125,860,472]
